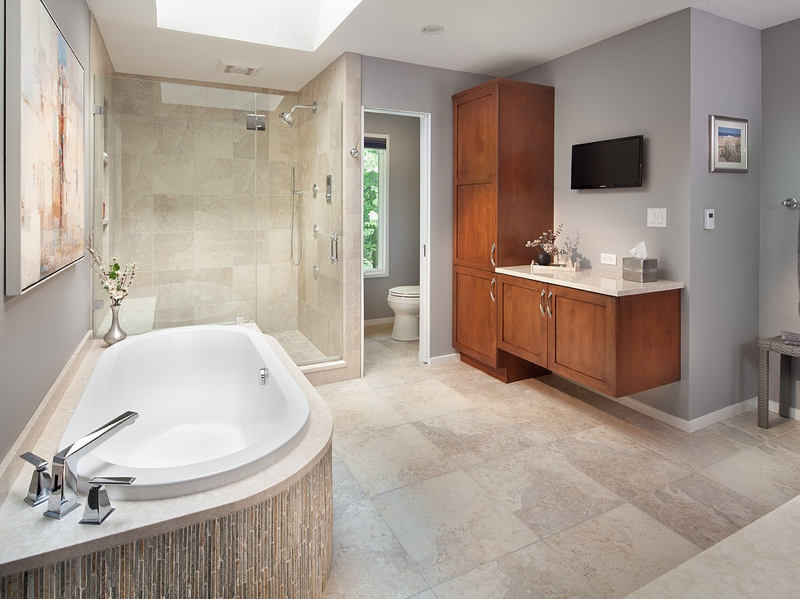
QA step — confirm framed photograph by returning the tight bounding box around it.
[709,115,748,173]
[5,0,85,295]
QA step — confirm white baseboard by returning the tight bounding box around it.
[364,317,394,326]
[427,353,461,367]
[596,391,758,433]
[769,399,798,419]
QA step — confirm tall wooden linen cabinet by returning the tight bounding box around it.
[452,78,555,382]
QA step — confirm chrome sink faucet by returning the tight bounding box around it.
[44,411,139,519]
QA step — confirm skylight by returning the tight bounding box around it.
[156,0,363,52]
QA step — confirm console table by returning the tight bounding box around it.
[758,336,799,428]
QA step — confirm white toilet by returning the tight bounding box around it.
[387,285,420,341]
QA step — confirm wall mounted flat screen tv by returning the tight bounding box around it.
[570,135,643,189]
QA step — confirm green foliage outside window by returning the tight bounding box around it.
[363,148,381,269]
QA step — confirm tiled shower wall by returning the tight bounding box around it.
[293,98,344,359]
[107,78,309,333]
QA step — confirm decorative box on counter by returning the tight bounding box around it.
[622,257,657,282]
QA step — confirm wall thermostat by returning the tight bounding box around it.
[704,209,715,230]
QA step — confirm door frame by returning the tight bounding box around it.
[361,107,432,365]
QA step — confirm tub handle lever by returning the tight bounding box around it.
[80,476,135,525]
[20,452,51,507]
[260,367,269,385]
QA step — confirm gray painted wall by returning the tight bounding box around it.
[1,0,92,460]
[513,9,762,421]
[761,18,800,406]
[688,9,761,420]
[363,112,421,320]
[512,11,694,418]
[361,58,490,357]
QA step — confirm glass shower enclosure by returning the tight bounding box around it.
[91,76,343,365]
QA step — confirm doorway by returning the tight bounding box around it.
[360,108,431,368]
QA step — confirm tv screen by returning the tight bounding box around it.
[570,135,643,189]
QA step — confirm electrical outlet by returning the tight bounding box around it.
[600,253,617,266]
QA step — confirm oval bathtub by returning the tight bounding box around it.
[59,325,310,500]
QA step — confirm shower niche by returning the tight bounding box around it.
[91,75,344,366]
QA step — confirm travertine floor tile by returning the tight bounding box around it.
[758,428,800,466]
[335,424,457,496]
[433,542,602,599]
[324,499,429,599]
[700,447,800,512]
[484,393,598,445]
[324,391,407,439]
[316,378,373,399]
[379,379,474,422]
[363,361,430,391]
[373,470,539,587]
[550,426,692,501]
[632,473,766,549]
[332,450,367,512]
[439,371,531,404]
[709,409,799,447]
[545,503,700,598]
[467,445,623,538]
[415,409,535,468]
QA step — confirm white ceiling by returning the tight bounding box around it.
[88,0,800,92]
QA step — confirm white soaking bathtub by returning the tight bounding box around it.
[59,325,310,500]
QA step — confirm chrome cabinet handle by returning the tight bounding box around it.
[546,290,553,318]
[490,277,496,302]
[490,243,496,267]
[539,288,546,317]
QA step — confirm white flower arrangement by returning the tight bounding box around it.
[526,223,564,255]
[86,237,136,306]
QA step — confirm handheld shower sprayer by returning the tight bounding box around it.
[279,101,318,126]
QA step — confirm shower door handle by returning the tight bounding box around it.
[330,233,339,264]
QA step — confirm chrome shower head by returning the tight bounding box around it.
[278,101,318,127]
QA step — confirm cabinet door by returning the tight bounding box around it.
[454,183,497,268]
[454,91,497,184]
[497,275,548,367]
[547,285,617,394]
[453,266,498,366]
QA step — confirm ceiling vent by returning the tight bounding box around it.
[218,60,261,77]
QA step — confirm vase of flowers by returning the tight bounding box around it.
[86,237,137,346]
[526,223,563,266]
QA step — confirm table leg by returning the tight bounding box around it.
[758,346,769,428]
[779,353,792,419]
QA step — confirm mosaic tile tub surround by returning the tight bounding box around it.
[0,447,333,599]
[0,331,334,597]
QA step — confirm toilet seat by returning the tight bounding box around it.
[388,285,420,299]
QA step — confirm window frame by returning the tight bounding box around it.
[362,134,390,278]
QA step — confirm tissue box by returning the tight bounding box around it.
[623,257,657,282]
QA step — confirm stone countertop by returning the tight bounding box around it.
[0,326,333,577]
[495,265,685,297]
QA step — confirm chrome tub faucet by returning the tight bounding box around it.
[44,411,139,519]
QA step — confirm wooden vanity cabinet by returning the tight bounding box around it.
[452,78,554,381]
[497,274,681,397]
[453,79,554,270]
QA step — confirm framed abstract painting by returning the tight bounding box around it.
[5,0,85,295]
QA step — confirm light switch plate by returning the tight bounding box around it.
[647,208,667,228]
[704,208,715,230]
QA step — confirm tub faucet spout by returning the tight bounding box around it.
[44,411,138,519]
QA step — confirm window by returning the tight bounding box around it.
[363,135,389,277]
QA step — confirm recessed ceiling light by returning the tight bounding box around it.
[156,0,363,52]
[420,25,444,35]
